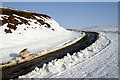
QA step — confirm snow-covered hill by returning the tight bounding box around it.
[0,8,83,63]
[0,7,66,48]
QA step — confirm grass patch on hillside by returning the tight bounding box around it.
[0,7,46,16]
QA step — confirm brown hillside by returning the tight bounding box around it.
[0,8,52,33]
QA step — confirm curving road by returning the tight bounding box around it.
[1,31,99,79]
[51,26,118,78]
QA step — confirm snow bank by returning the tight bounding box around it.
[19,32,110,78]
[51,26,118,78]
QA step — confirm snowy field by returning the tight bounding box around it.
[19,26,118,78]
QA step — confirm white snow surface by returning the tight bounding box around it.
[19,26,118,78]
[0,14,83,63]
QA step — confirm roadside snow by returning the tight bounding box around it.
[19,26,115,78]
[50,26,118,78]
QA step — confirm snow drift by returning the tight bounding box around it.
[19,32,110,78]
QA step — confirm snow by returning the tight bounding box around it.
[51,26,118,78]
[19,26,118,78]
[1,12,118,78]
[0,15,9,20]
[0,14,83,63]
